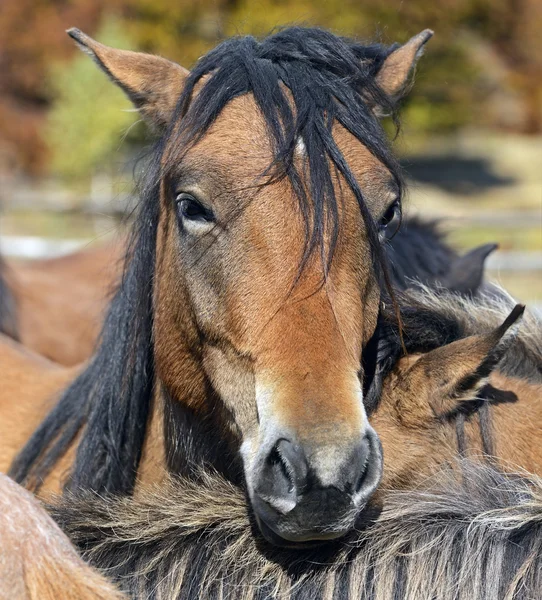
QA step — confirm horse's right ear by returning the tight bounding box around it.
[67,28,189,130]
[375,29,433,102]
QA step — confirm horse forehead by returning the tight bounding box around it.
[185,94,390,184]
[190,96,271,167]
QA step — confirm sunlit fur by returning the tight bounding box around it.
[399,283,542,382]
[49,461,542,600]
[370,285,542,489]
[0,473,125,600]
[372,283,542,397]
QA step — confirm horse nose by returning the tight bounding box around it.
[251,429,382,545]
[253,439,308,514]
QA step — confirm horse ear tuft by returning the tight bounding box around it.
[67,27,189,130]
[375,29,433,102]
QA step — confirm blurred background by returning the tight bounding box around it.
[0,0,540,303]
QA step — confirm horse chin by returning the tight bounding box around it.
[255,498,384,549]
[254,513,348,548]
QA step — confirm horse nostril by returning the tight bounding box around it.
[352,427,383,504]
[255,439,308,514]
[268,446,294,494]
[351,435,371,494]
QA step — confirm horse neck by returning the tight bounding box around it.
[136,368,242,493]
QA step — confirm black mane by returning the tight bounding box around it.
[11,27,406,495]
[50,461,542,599]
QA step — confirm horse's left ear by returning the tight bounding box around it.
[376,29,434,101]
[435,243,498,296]
[397,304,524,425]
[67,28,189,130]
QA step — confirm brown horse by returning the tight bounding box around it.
[41,289,542,599]
[372,288,542,490]
[0,333,80,496]
[2,238,123,365]
[0,473,124,600]
[2,291,540,596]
[5,26,435,546]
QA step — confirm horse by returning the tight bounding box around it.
[0,333,81,496]
[371,286,542,490]
[1,237,124,365]
[0,234,496,498]
[0,473,125,600]
[41,288,542,599]
[3,302,540,599]
[5,25,436,546]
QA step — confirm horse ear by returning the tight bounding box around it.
[436,243,498,295]
[67,28,189,130]
[403,304,525,422]
[375,29,433,101]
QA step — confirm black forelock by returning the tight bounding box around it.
[167,26,403,274]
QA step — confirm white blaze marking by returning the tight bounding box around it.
[295,136,306,156]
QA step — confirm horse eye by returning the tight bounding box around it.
[176,193,214,224]
[379,201,401,240]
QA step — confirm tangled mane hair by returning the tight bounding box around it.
[364,283,542,414]
[50,459,542,600]
[11,27,406,495]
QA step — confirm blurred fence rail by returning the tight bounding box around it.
[2,235,541,270]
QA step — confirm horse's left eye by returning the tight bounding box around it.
[379,201,401,240]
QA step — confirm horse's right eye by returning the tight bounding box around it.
[175,193,215,224]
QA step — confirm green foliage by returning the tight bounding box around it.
[44,18,138,185]
[2,0,540,176]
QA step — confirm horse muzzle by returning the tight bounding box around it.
[249,426,383,546]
